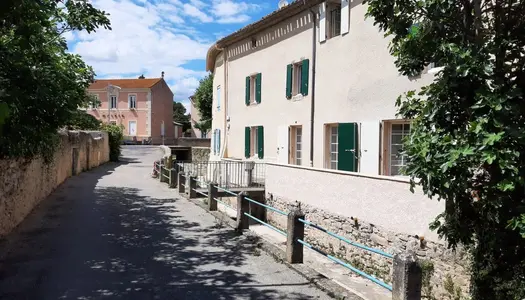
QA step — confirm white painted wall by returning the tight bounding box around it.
[265,163,445,241]
[210,1,436,175]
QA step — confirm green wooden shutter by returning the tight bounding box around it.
[258,126,264,159]
[301,59,309,96]
[286,64,293,99]
[245,127,251,158]
[245,76,250,106]
[256,73,262,103]
[337,123,359,172]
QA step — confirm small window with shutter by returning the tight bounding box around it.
[245,73,262,105]
[287,59,309,99]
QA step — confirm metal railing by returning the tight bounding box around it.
[154,164,421,298]
[174,160,265,188]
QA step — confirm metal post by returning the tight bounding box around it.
[178,172,186,194]
[235,192,249,232]
[245,161,255,187]
[188,176,197,199]
[392,251,423,300]
[169,168,177,188]
[286,207,305,264]
[208,182,218,211]
[159,166,165,182]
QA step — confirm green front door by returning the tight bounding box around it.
[337,123,359,172]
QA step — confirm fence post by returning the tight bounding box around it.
[245,161,255,186]
[188,176,197,199]
[169,168,177,188]
[392,251,423,300]
[178,172,186,194]
[160,165,168,182]
[235,192,249,232]
[286,207,305,264]
[208,182,218,211]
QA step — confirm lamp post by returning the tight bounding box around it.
[106,84,122,124]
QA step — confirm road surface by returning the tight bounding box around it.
[0,146,330,300]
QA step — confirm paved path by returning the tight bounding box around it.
[0,146,331,300]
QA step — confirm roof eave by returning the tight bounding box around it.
[205,0,322,72]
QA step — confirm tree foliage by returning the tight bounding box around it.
[66,111,101,131]
[365,0,525,298]
[173,101,191,132]
[0,0,110,160]
[100,123,123,162]
[193,73,213,134]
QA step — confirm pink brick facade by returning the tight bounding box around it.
[87,78,175,144]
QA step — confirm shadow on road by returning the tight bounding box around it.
[0,159,321,300]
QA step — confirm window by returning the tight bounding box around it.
[128,95,137,109]
[290,126,303,165]
[245,73,262,105]
[286,60,309,98]
[293,63,302,96]
[110,95,117,109]
[245,126,264,159]
[201,131,207,138]
[327,3,341,39]
[217,86,221,111]
[213,129,221,155]
[388,123,410,176]
[328,125,338,170]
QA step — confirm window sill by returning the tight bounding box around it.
[291,94,304,102]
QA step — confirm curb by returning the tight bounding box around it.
[186,197,364,300]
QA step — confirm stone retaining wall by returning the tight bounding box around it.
[0,130,110,237]
[265,195,470,300]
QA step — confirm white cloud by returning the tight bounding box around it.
[170,77,200,111]
[183,3,213,23]
[211,0,260,23]
[71,0,212,102]
[216,14,250,24]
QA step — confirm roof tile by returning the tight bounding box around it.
[89,78,162,89]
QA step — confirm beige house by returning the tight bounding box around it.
[206,0,439,176]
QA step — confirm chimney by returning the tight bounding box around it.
[161,71,165,79]
[138,74,145,79]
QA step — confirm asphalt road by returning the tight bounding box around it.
[0,146,331,300]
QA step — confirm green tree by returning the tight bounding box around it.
[173,101,191,132]
[66,111,101,130]
[0,0,110,161]
[365,1,525,299]
[193,73,213,133]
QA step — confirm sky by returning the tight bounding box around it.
[66,0,278,112]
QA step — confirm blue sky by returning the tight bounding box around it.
[66,0,276,112]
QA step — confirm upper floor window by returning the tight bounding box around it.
[128,95,137,109]
[245,73,262,105]
[110,95,117,109]
[286,59,310,99]
[327,3,341,39]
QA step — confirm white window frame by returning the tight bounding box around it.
[251,126,259,156]
[292,62,303,96]
[325,124,339,170]
[249,75,257,104]
[89,94,100,109]
[382,120,411,176]
[128,94,137,109]
[128,120,137,136]
[327,3,342,39]
[110,95,117,109]
[290,126,303,165]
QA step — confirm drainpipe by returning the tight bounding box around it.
[308,8,318,167]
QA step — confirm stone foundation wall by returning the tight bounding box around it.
[191,147,210,162]
[173,138,210,147]
[0,130,110,237]
[265,195,470,299]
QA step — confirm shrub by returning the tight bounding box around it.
[100,124,124,162]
